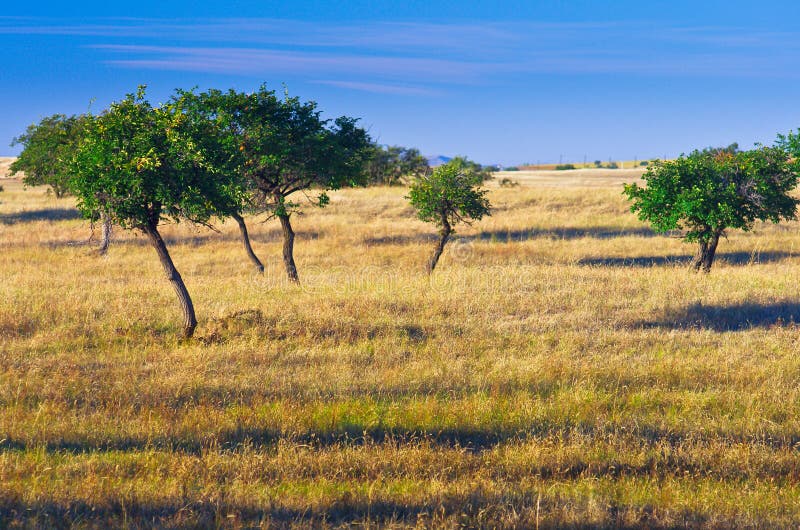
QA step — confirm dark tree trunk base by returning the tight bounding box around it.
[98,213,112,255]
[428,222,452,274]
[278,213,299,283]
[692,230,722,273]
[143,223,197,338]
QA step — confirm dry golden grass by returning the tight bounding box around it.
[3,171,800,528]
[496,168,646,187]
[0,157,15,178]
[518,162,649,171]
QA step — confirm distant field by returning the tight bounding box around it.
[496,168,646,187]
[517,160,652,171]
[0,157,15,178]
[3,172,800,528]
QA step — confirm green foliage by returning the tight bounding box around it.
[68,87,225,230]
[10,114,87,198]
[365,144,429,185]
[198,85,372,217]
[167,88,253,220]
[776,130,800,157]
[555,164,576,170]
[407,158,491,231]
[623,146,799,244]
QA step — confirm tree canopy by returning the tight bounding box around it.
[226,86,372,214]
[10,114,88,198]
[69,88,231,230]
[623,145,799,272]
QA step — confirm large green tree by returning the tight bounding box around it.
[623,145,799,272]
[210,85,372,283]
[407,157,491,273]
[69,87,233,338]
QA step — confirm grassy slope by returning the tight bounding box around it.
[2,171,800,528]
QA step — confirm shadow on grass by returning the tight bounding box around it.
[39,229,321,249]
[579,251,798,268]
[0,496,718,529]
[472,226,661,242]
[0,208,83,224]
[4,420,800,455]
[638,301,800,331]
[363,226,662,246]
[0,426,530,454]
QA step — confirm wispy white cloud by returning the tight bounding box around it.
[0,17,522,56]
[95,44,499,82]
[4,17,800,92]
[93,40,800,82]
[314,80,439,96]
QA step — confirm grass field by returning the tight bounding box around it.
[517,161,650,171]
[3,167,800,528]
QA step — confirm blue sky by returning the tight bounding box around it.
[3,1,800,165]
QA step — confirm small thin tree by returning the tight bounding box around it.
[407,158,491,273]
[623,145,798,273]
[69,87,231,338]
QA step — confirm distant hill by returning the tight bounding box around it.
[426,155,452,167]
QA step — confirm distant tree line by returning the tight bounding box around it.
[365,145,429,185]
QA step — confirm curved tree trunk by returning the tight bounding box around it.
[232,212,264,273]
[98,211,112,255]
[692,229,722,273]
[143,223,197,338]
[691,241,707,272]
[278,213,299,283]
[702,231,721,272]
[428,216,452,274]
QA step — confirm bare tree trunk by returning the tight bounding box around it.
[98,211,112,255]
[142,223,197,338]
[278,213,299,283]
[702,230,721,273]
[692,229,722,273]
[691,241,707,272]
[428,216,452,273]
[232,212,264,273]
